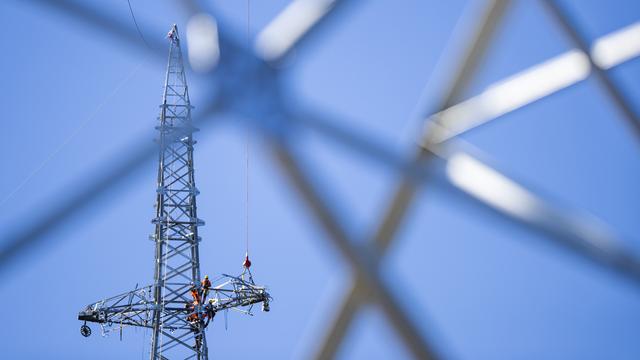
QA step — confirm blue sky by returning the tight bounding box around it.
[1,0,639,359]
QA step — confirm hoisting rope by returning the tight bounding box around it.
[243,0,252,272]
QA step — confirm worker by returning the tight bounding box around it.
[190,285,201,305]
[201,275,211,298]
[186,311,203,350]
[205,299,216,317]
[187,312,199,322]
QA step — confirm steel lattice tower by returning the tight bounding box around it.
[150,24,206,359]
[77,25,270,360]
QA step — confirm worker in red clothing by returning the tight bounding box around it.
[187,312,199,322]
[201,275,211,299]
[190,285,201,305]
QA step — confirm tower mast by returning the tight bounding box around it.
[150,24,206,359]
[77,25,271,360]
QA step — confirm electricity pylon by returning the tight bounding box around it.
[78,25,271,360]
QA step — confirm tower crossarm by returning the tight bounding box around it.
[77,284,195,330]
[78,285,154,330]
[206,273,272,314]
[77,273,271,334]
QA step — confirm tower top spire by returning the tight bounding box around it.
[167,24,179,41]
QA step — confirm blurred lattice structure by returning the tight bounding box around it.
[3,0,640,359]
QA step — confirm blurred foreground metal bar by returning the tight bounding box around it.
[0,103,222,272]
[27,0,166,58]
[542,0,640,140]
[290,104,640,287]
[0,141,154,268]
[425,26,640,143]
[291,105,640,287]
[256,0,352,62]
[431,143,640,285]
[313,1,511,358]
[271,139,442,360]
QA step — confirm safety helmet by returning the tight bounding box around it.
[204,275,209,279]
